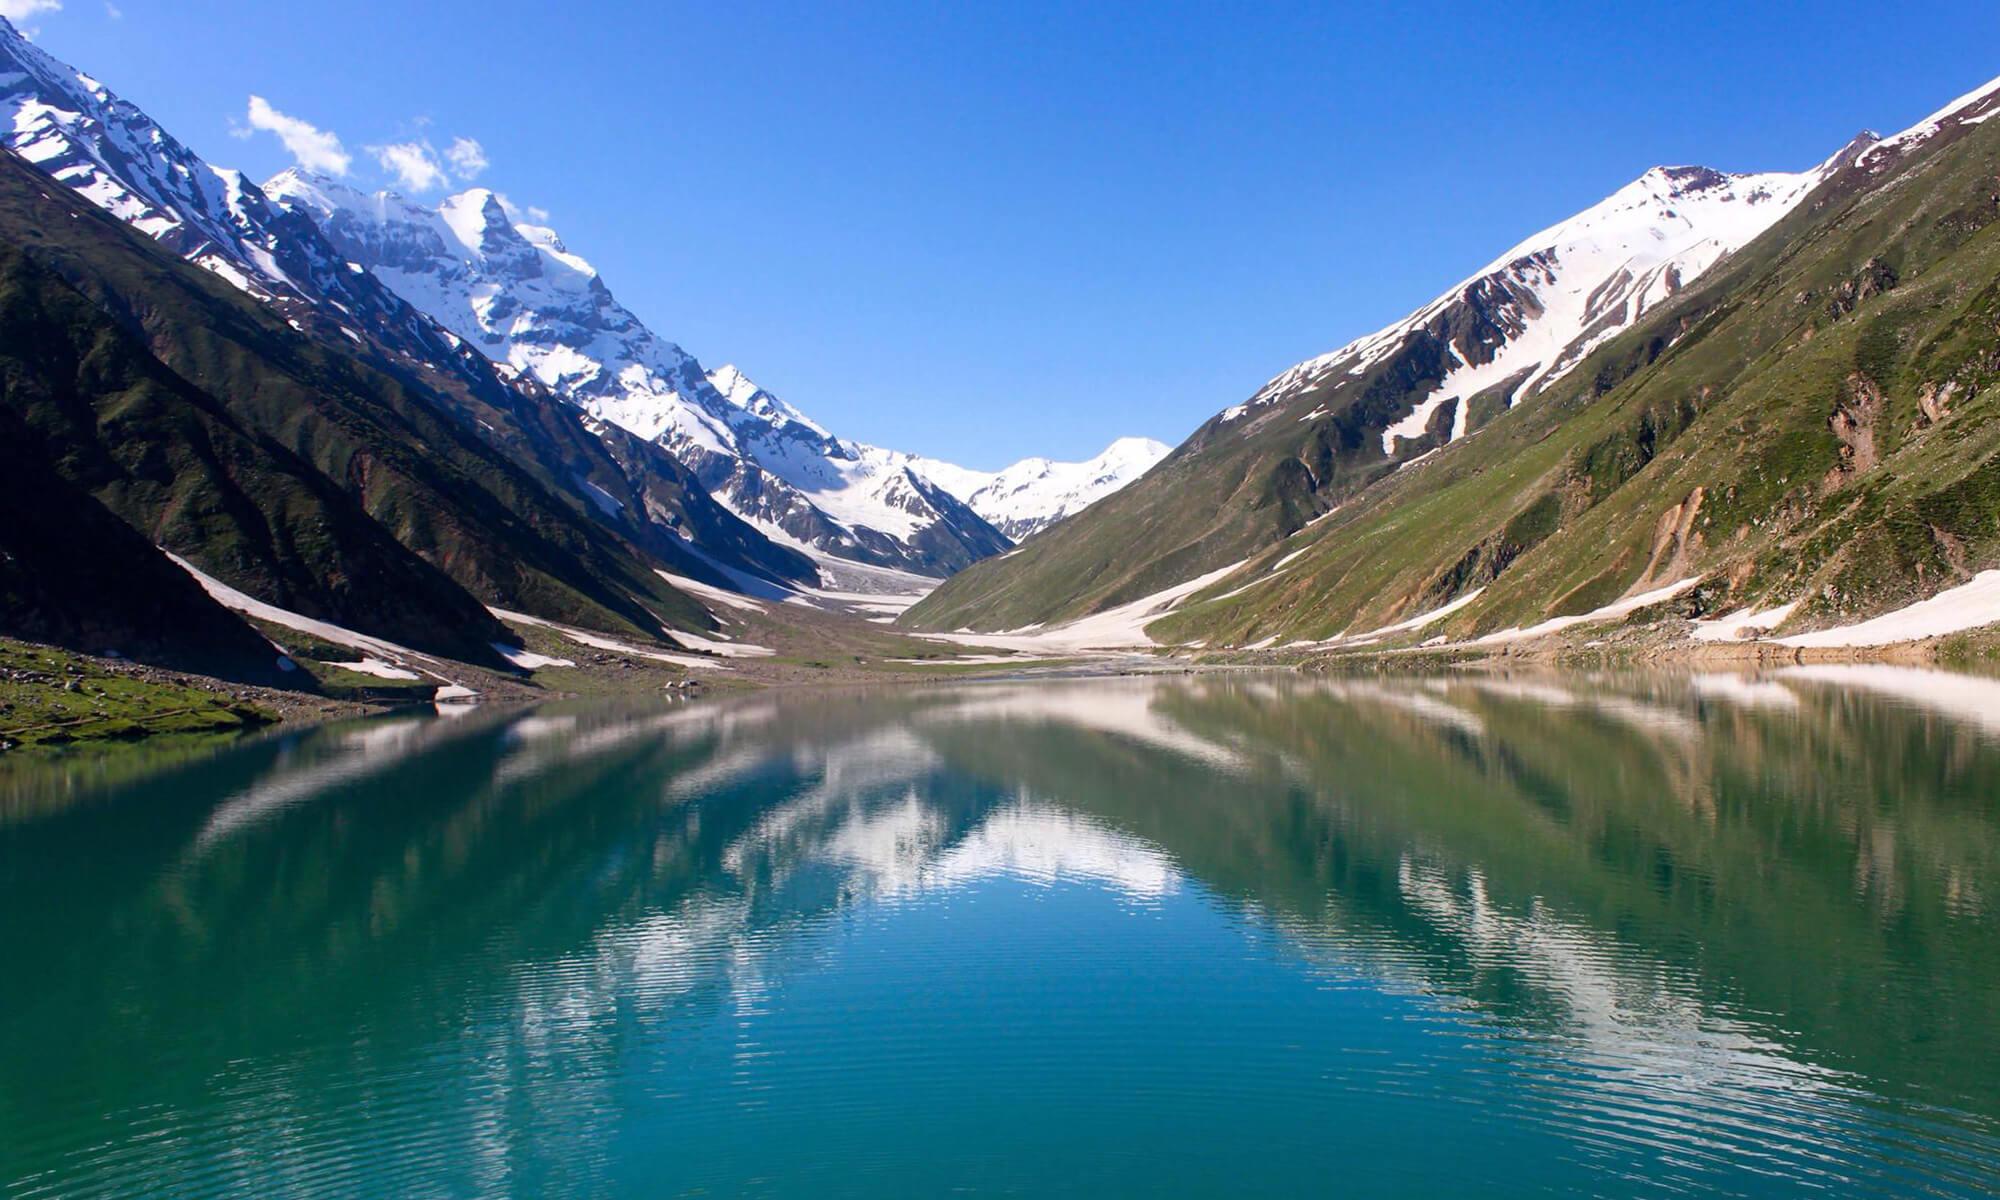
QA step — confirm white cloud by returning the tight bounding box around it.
[103,1,120,17]
[243,95,351,175]
[0,0,63,22]
[444,136,489,180]
[371,141,446,192]
[496,193,550,224]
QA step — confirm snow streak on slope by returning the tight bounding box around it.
[1243,156,1853,452]
[913,436,1171,540]
[265,170,1012,578]
[0,18,294,300]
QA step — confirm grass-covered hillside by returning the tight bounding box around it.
[907,83,2000,649]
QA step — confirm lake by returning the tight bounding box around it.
[3,669,1998,1198]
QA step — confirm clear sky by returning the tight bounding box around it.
[19,1,2000,468]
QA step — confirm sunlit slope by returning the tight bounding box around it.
[909,81,2000,647]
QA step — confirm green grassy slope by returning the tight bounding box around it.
[910,100,2000,649]
[0,639,270,748]
[1150,112,2000,647]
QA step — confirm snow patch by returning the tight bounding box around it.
[490,607,727,670]
[493,643,575,670]
[1472,578,1701,646]
[1777,571,2000,648]
[162,550,479,694]
[335,657,422,681]
[1690,601,1798,643]
[921,559,1250,654]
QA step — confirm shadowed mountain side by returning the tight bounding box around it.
[0,149,716,643]
[0,408,292,684]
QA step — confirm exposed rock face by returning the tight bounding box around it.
[1826,258,1900,320]
[1826,374,1884,488]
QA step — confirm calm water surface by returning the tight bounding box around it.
[3,669,1999,1197]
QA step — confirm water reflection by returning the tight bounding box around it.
[2,670,1998,1197]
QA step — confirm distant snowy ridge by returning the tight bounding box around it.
[688,363,1010,573]
[264,170,1013,578]
[914,436,1171,540]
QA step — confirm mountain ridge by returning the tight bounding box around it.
[262,169,1021,578]
[911,436,1172,541]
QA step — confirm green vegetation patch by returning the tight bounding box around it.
[0,639,271,747]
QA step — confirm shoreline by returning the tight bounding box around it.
[9,612,1998,756]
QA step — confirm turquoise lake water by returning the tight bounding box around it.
[3,670,1998,1197]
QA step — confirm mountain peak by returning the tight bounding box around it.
[437,187,514,253]
[1244,145,1841,445]
[1102,435,1171,458]
[262,166,369,215]
[707,363,761,406]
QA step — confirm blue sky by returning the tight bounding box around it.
[22,1,2000,467]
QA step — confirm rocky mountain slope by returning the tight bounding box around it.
[912,437,1171,541]
[907,75,2000,652]
[262,171,1012,577]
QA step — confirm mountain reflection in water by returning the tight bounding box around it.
[3,670,1998,1198]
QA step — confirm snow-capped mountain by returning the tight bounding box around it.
[695,364,1011,572]
[1233,151,1867,450]
[0,18,830,598]
[913,437,1171,540]
[0,18,495,382]
[265,170,1010,577]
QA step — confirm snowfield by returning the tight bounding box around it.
[912,436,1171,540]
[1471,578,1703,646]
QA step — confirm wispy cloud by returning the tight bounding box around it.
[496,193,550,225]
[103,1,120,17]
[0,0,62,19]
[239,95,351,175]
[0,0,62,33]
[445,136,489,180]
[371,141,446,192]
[367,133,489,193]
